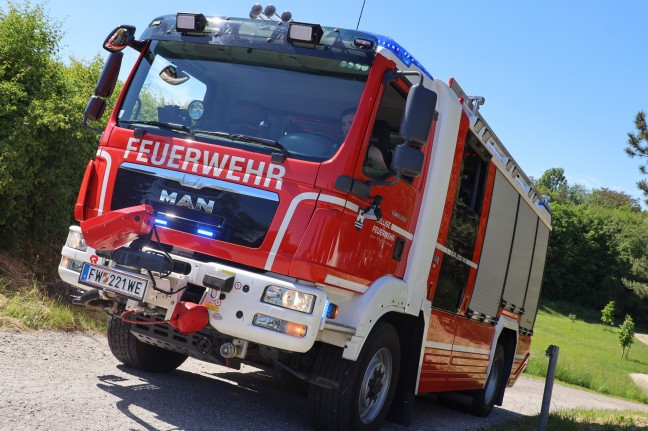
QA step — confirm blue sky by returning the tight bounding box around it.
[13,0,648,202]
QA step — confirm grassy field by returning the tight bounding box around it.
[483,409,648,431]
[0,278,106,332]
[525,300,648,404]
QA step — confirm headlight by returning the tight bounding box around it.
[262,285,315,314]
[60,256,84,273]
[65,229,87,252]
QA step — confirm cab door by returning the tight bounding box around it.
[346,78,419,281]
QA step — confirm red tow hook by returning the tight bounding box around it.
[168,302,209,334]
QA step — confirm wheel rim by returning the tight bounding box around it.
[484,356,502,405]
[358,347,393,424]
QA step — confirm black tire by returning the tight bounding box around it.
[107,315,188,373]
[470,343,505,417]
[308,322,401,431]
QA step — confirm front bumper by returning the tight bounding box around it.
[59,226,328,353]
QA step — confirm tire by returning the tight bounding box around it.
[308,322,401,431]
[471,343,505,417]
[107,315,188,373]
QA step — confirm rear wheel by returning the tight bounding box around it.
[471,343,505,417]
[107,315,188,373]
[308,322,401,431]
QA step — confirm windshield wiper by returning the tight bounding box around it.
[192,129,291,161]
[119,119,192,136]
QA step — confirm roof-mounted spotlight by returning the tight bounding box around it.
[176,13,207,33]
[288,22,323,46]
[263,5,292,21]
[249,4,263,19]
[249,4,292,22]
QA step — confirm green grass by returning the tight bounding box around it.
[483,409,648,431]
[0,278,107,332]
[525,300,648,404]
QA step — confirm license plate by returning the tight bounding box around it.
[79,263,148,301]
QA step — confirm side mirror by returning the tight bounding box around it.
[103,26,136,53]
[84,96,106,121]
[391,144,424,177]
[400,85,437,147]
[83,96,107,133]
[95,51,123,98]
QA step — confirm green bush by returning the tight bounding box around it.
[0,2,110,253]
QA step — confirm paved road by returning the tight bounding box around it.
[0,331,646,431]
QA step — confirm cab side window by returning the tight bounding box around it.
[362,83,406,181]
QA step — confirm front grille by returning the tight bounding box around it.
[111,163,279,248]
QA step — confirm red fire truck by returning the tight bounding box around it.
[59,6,551,430]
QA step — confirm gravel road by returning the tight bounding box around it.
[0,331,646,431]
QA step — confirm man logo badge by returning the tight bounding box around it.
[159,189,215,214]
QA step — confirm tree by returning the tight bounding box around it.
[534,168,592,205]
[590,188,641,211]
[536,168,567,192]
[601,300,615,329]
[626,111,648,204]
[618,314,635,359]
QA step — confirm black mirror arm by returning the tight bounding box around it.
[368,170,401,187]
[83,116,104,134]
[382,69,425,86]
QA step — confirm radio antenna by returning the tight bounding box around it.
[356,0,367,30]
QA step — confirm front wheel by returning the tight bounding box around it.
[308,322,401,431]
[107,315,188,373]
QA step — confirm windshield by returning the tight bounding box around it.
[118,41,369,162]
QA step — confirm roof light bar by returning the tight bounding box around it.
[176,13,207,33]
[288,22,323,45]
[373,35,433,81]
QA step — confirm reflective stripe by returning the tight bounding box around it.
[425,341,490,356]
[265,193,358,271]
[435,242,478,269]
[265,192,319,270]
[390,222,413,240]
[96,149,112,216]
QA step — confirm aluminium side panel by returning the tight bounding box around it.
[520,221,550,331]
[502,200,537,309]
[469,170,518,317]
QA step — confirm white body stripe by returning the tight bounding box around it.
[436,242,478,269]
[264,193,359,270]
[265,192,319,270]
[96,149,112,216]
[390,222,413,240]
[425,341,490,356]
[324,274,368,293]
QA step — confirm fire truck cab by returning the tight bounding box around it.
[59,8,550,431]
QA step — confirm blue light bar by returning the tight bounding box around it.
[155,218,168,226]
[372,34,433,82]
[196,228,215,238]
